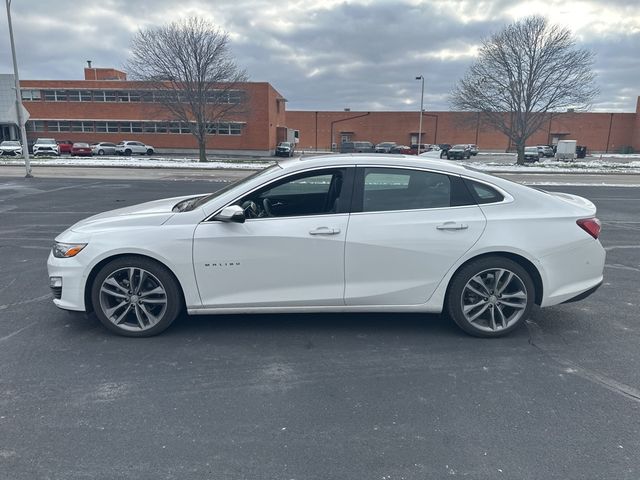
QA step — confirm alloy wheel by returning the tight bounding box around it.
[460,268,528,333]
[99,267,168,332]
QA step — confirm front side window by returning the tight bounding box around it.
[359,168,474,212]
[235,168,350,219]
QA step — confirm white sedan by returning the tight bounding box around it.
[47,155,605,337]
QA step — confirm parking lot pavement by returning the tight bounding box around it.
[1,176,639,479]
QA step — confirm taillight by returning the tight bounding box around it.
[577,218,601,239]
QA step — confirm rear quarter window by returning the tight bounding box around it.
[464,179,505,204]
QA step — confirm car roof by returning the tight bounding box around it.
[283,154,472,176]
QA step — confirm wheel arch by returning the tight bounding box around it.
[444,251,544,306]
[84,253,186,313]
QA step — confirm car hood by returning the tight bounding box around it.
[68,195,197,234]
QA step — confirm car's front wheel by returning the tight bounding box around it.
[91,256,182,337]
[447,256,534,337]
[146,149,154,155]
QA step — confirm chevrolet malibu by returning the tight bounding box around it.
[47,155,605,337]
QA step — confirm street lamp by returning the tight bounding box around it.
[415,75,424,155]
[5,0,32,178]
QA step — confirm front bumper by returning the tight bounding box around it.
[47,251,88,311]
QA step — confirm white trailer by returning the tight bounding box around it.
[555,140,577,160]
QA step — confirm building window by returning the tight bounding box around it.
[96,122,119,133]
[155,122,168,133]
[180,122,192,134]
[143,122,156,133]
[131,122,143,133]
[168,122,181,134]
[140,91,154,103]
[93,91,116,102]
[70,121,94,132]
[120,122,132,133]
[27,120,45,132]
[67,91,81,102]
[49,121,71,132]
[43,90,68,101]
[21,89,41,101]
[118,91,130,102]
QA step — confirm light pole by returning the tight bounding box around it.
[415,75,424,155]
[5,0,32,178]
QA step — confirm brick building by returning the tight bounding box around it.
[288,98,640,153]
[17,67,289,156]
[2,66,639,155]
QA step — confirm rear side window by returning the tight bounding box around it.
[359,168,474,212]
[465,179,505,204]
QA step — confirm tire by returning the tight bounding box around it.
[146,149,154,155]
[91,256,183,337]
[124,149,132,156]
[446,256,535,338]
[98,149,105,155]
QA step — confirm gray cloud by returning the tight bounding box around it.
[1,0,638,112]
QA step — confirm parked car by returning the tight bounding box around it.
[57,140,74,155]
[33,138,60,156]
[0,140,23,156]
[116,141,154,156]
[389,145,413,155]
[70,142,93,157]
[409,144,431,155]
[275,141,295,157]
[375,142,397,153]
[468,144,479,156]
[524,146,542,162]
[48,154,604,338]
[446,144,471,160]
[537,145,554,157]
[91,142,118,156]
[340,141,374,153]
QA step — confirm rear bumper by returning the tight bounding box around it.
[539,239,606,307]
[561,280,603,304]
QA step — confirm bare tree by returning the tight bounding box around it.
[127,17,248,162]
[450,16,598,164]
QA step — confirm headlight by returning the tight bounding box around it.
[52,242,87,258]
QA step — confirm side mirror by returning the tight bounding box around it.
[214,205,245,223]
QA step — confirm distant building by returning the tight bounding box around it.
[16,67,289,156]
[288,99,640,153]
[2,66,639,154]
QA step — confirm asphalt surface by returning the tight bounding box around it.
[0,173,639,479]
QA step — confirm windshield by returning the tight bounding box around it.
[1,141,20,146]
[38,139,56,144]
[452,144,467,149]
[175,164,280,212]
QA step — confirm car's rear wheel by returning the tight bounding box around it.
[98,149,105,155]
[124,149,132,156]
[91,257,182,337]
[447,257,534,337]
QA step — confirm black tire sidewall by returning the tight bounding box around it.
[447,256,535,338]
[90,256,182,337]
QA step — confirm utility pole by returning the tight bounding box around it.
[5,0,32,177]
[415,75,424,155]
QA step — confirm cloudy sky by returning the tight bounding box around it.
[1,0,639,112]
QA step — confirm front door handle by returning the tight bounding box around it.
[309,227,341,235]
[436,222,469,231]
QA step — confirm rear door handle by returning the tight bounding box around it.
[436,222,469,231]
[309,227,341,235]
